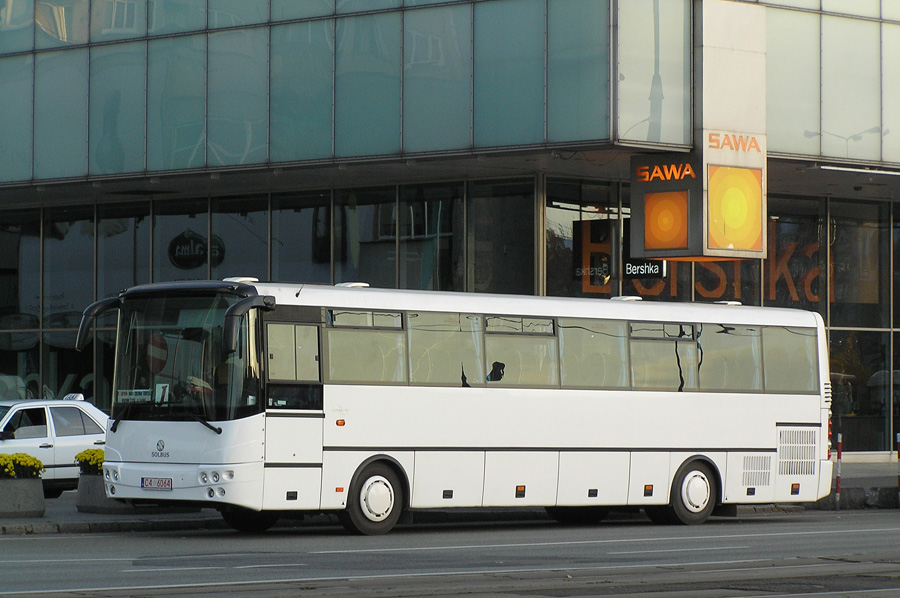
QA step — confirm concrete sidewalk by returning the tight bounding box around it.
[1,461,897,535]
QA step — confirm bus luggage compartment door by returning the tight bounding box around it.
[262,410,324,510]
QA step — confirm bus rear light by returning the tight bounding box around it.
[790,483,800,495]
[515,485,526,498]
[644,485,653,497]
[336,419,346,427]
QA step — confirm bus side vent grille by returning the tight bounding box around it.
[823,381,832,406]
[778,429,817,476]
[742,455,772,487]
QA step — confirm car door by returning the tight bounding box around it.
[49,406,106,482]
[0,405,55,480]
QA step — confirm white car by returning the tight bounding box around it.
[0,395,109,498]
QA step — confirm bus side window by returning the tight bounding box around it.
[762,326,819,393]
[266,323,320,383]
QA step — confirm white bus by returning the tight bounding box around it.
[76,278,833,534]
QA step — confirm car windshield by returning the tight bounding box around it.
[112,293,262,423]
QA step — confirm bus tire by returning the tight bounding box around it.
[668,461,717,525]
[221,507,280,533]
[339,462,403,535]
[545,506,608,525]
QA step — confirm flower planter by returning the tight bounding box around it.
[76,474,134,514]
[0,478,46,518]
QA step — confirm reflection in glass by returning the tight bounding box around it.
[821,17,881,161]
[0,333,39,400]
[617,0,690,144]
[468,180,534,295]
[408,312,484,386]
[153,200,209,282]
[149,0,206,35]
[208,28,268,166]
[211,196,268,281]
[148,35,206,171]
[766,8,819,155]
[398,183,464,291]
[546,180,616,298]
[337,0,399,12]
[272,191,332,284]
[0,0,33,53]
[335,13,401,156]
[43,207,94,332]
[90,0,147,42]
[0,211,40,330]
[830,201,889,328]
[831,331,890,451]
[272,0,333,19]
[98,203,150,302]
[764,196,824,316]
[90,42,146,175]
[43,331,93,400]
[0,55,33,182]
[548,0,609,142]
[403,5,471,152]
[208,0,267,28]
[271,21,334,161]
[36,0,89,49]
[334,188,396,287]
[694,260,760,305]
[473,0,543,147]
[35,49,88,179]
[558,318,628,389]
[884,24,900,163]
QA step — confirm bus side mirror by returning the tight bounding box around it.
[75,296,121,351]
[223,295,276,354]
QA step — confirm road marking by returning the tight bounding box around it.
[235,563,309,570]
[123,566,226,573]
[609,545,749,555]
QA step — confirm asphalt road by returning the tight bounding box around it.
[2,510,900,597]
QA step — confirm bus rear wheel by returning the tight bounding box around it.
[339,462,404,536]
[545,506,608,525]
[669,461,717,525]
[221,507,280,533]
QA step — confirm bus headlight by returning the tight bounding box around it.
[200,472,208,484]
[212,472,220,483]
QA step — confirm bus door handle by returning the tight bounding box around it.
[39,443,53,449]
[94,440,106,445]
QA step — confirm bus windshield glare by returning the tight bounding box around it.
[112,294,262,423]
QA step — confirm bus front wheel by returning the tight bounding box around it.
[669,461,717,525]
[339,462,404,535]
[221,507,280,533]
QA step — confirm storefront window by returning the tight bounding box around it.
[399,183,465,291]
[831,331,890,451]
[153,199,209,282]
[694,260,761,306]
[545,180,617,298]
[97,202,150,302]
[764,196,825,316]
[468,179,534,295]
[44,207,93,334]
[334,187,397,288]
[211,196,268,281]
[272,191,332,284]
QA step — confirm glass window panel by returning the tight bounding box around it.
[36,0,88,48]
[696,324,762,392]
[631,322,694,340]
[398,183,465,291]
[616,0,690,145]
[830,331,889,451]
[408,311,484,386]
[405,0,454,5]
[43,207,93,334]
[98,203,150,303]
[330,309,402,328]
[0,55,33,183]
[546,180,617,298]
[272,0,333,19]
[0,211,41,332]
[763,0,818,7]
[272,191,332,284]
[0,336,39,399]
[485,316,552,334]
[467,179,534,295]
[763,326,819,394]
[148,35,206,171]
[0,0,33,53]
[91,0,147,41]
[829,201,890,328]
[821,17,882,161]
[153,199,209,282]
[208,0,267,28]
[325,328,406,383]
[473,0,543,147]
[51,406,88,436]
[43,330,94,398]
[886,0,900,20]
[884,24,900,163]
[149,0,206,35]
[93,327,115,411]
[90,42,146,175]
[558,318,628,389]
[630,339,698,391]
[211,196,269,281]
[548,0,609,142]
[334,187,397,287]
[337,0,399,12]
[766,8,820,155]
[764,196,825,316]
[694,260,761,305]
[403,5,471,152]
[271,20,334,161]
[34,49,88,179]
[822,0,879,17]
[895,205,900,328]
[484,333,558,387]
[335,13,401,156]
[208,28,268,166]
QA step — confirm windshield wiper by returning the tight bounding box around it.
[186,412,223,435]
[110,401,140,433]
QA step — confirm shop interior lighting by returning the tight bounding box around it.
[817,165,900,176]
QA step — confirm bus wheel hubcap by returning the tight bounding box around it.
[682,471,710,513]
[361,476,394,522]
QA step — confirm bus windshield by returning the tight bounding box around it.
[112,293,262,423]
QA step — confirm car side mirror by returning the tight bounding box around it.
[0,430,13,440]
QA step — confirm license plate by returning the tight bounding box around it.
[141,477,173,490]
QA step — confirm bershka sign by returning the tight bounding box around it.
[624,259,667,279]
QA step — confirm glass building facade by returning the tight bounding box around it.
[1,0,900,453]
